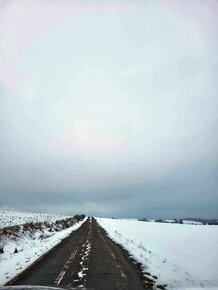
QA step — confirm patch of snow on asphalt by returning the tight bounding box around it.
[0,218,87,286]
[97,218,218,289]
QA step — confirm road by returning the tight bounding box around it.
[10,217,150,290]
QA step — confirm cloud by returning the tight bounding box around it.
[0,0,217,218]
[59,121,124,151]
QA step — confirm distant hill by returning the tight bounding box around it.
[138,217,218,225]
[183,218,218,225]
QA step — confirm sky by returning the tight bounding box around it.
[0,0,218,218]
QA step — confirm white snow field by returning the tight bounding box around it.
[0,209,71,228]
[0,211,87,286]
[97,218,218,289]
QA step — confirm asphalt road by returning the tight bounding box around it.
[10,218,149,290]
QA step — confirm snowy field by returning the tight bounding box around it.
[0,210,71,228]
[97,218,218,289]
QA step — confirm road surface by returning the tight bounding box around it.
[10,218,151,290]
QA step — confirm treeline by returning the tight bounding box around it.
[138,218,218,225]
[183,218,218,225]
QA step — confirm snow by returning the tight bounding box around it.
[0,217,87,286]
[0,210,71,228]
[97,218,218,289]
[164,220,175,223]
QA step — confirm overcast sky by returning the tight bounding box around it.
[0,0,217,218]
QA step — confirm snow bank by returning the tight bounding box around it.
[97,218,218,289]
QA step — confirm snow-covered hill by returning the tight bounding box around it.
[0,209,71,229]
